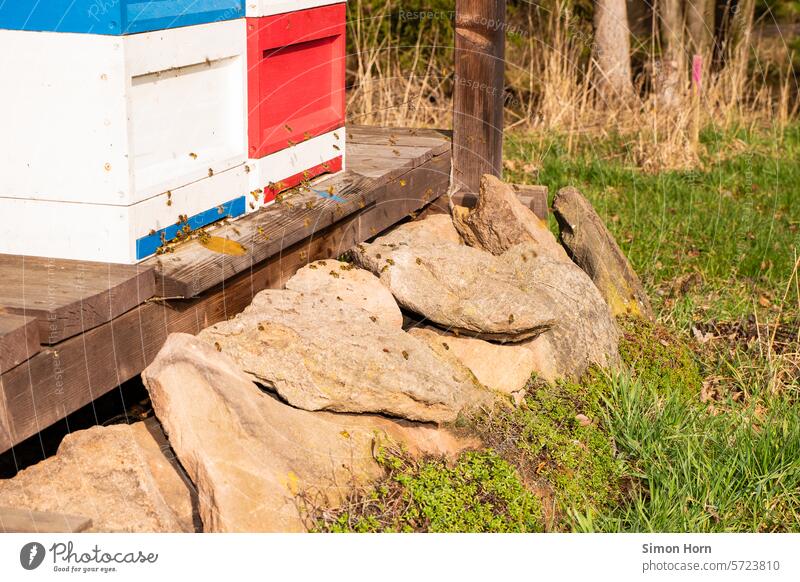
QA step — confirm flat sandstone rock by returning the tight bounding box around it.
[198,289,490,424]
[142,333,478,532]
[285,259,403,328]
[0,423,194,533]
[352,217,557,341]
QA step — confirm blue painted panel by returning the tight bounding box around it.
[0,1,244,35]
[135,196,246,260]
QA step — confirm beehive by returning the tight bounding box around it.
[0,19,249,263]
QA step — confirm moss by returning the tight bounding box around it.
[471,375,621,529]
[318,449,543,533]
[617,316,703,400]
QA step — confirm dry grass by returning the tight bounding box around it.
[345,1,799,171]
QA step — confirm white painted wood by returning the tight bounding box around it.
[0,164,249,264]
[245,0,346,17]
[0,20,247,207]
[247,128,346,209]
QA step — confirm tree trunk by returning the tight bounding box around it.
[654,0,685,106]
[685,0,716,57]
[593,0,634,100]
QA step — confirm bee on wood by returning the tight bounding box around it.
[214,342,222,352]
[442,342,450,351]
[369,316,377,323]
[402,350,409,360]
[329,270,340,279]
[392,149,400,156]
[508,314,515,324]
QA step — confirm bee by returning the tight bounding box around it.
[208,168,214,177]
[308,264,318,270]
[399,179,407,187]
[303,132,312,141]
[287,139,297,147]
[166,199,172,207]
[332,144,340,151]
[442,342,450,351]
[149,229,156,236]
[333,132,340,140]
[305,200,315,209]
[329,270,340,279]
[508,314,515,324]
[232,227,241,235]
[392,149,400,156]
[284,124,293,132]
[249,202,255,210]
[257,323,265,331]
[189,152,198,159]
[322,162,330,171]
[369,316,377,323]
[327,185,335,195]
[382,348,390,353]
[402,350,409,360]
[217,205,224,214]
[386,258,395,266]
[214,342,222,352]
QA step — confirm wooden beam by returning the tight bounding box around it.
[0,314,40,375]
[0,150,451,453]
[0,256,155,344]
[452,0,507,193]
[0,506,91,533]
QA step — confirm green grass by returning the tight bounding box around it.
[504,125,800,328]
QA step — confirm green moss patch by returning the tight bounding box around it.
[315,449,543,533]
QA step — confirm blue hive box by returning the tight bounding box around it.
[0,0,244,35]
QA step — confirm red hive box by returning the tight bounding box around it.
[247,3,346,159]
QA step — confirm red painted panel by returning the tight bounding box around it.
[247,4,346,158]
[261,155,343,204]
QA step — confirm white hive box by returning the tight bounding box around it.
[0,19,249,263]
[246,0,345,17]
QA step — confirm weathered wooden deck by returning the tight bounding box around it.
[0,125,452,454]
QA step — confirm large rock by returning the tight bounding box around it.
[503,244,621,378]
[142,333,478,532]
[409,327,537,398]
[0,423,194,532]
[452,174,569,263]
[352,217,557,341]
[553,187,653,319]
[286,259,403,328]
[198,289,490,424]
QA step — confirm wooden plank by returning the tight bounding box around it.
[0,150,451,453]
[512,184,549,221]
[0,314,40,375]
[0,506,91,533]
[0,256,156,344]
[452,0,506,193]
[145,126,451,298]
[347,125,452,155]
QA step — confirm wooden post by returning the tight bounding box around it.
[452,0,507,194]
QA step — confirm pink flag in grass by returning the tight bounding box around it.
[692,55,703,92]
